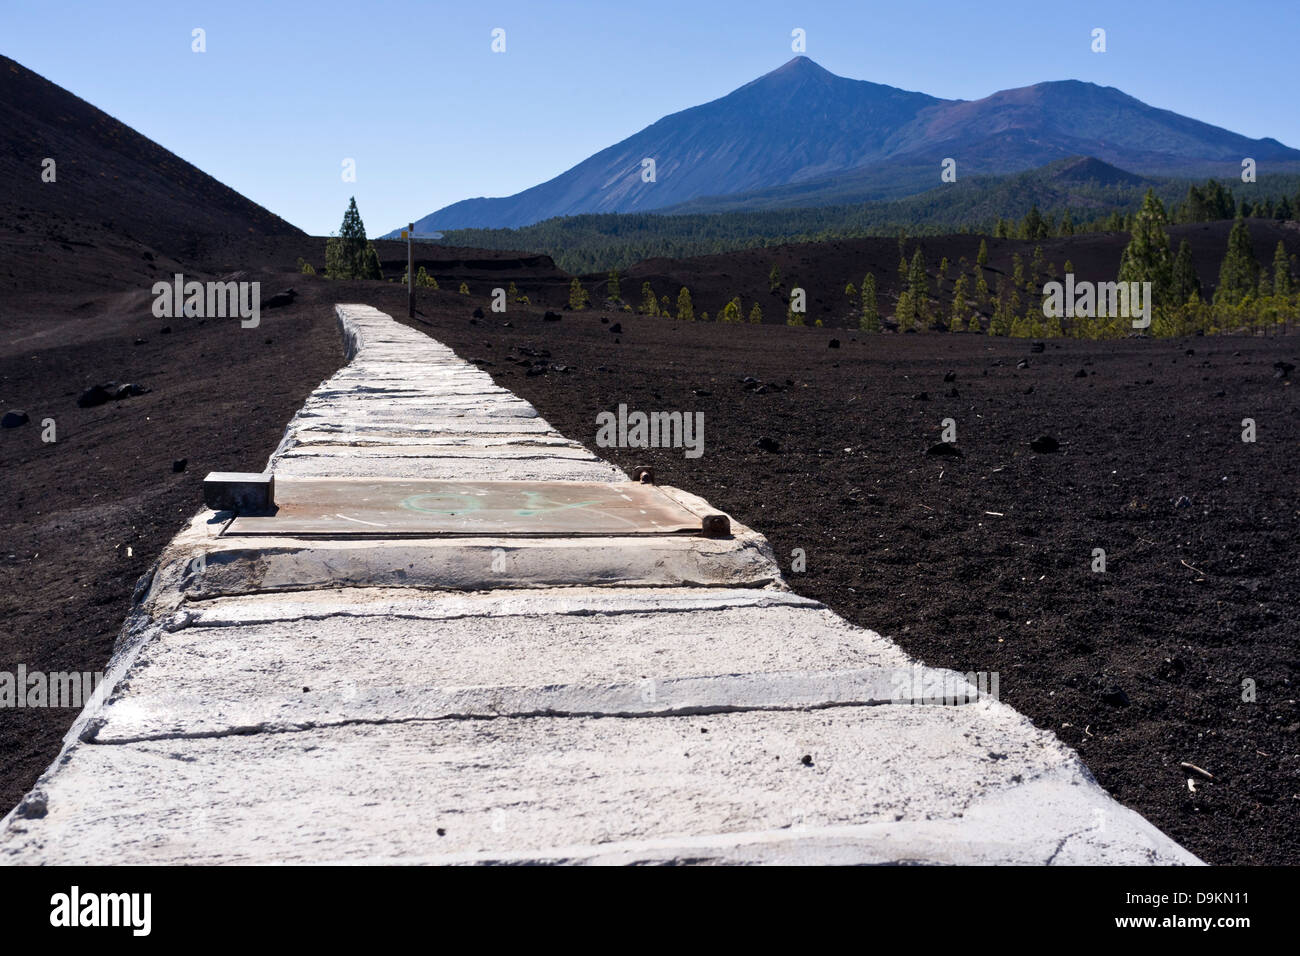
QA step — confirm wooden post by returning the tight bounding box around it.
[406,222,414,318]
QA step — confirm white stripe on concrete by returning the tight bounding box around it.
[0,304,1199,865]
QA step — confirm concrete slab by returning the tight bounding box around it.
[271,455,624,481]
[1,707,1195,865]
[85,594,936,741]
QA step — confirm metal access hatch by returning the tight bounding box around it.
[222,478,727,538]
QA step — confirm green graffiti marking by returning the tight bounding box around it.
[400,493,484,516]
[514,492,600,517]
[398,491,601,519]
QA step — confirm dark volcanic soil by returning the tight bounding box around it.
[369,287,1297,867]
[0,281,343,814]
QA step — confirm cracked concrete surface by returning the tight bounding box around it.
[0,304,1200,865]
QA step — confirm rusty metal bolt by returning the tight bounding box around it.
[701,514,731,538]
[632,465,655,484]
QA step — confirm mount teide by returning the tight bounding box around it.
[405,56,1300,232]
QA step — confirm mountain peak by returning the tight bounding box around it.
[773,55,825,72]
[761,56,836,83]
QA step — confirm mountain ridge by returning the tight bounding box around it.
[399,57,1300,233]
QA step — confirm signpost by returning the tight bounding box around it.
[404,222,414,317]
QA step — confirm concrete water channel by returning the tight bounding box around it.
[0,305,1198,864]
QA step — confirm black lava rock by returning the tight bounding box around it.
[609,322,622,334]
[753,436,781,453]
[925,442,962,458]
[264,288,297,309]
[828,338,840,349]
[1029,435,1059,453]
[471,307,485,319]
[76,385,112,408]
[543,310,561,321]
[78,382,150,408]
[1,410,30,428]
[1100,686,1131,707]
[172,458,188,473]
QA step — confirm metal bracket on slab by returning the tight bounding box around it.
[203,472,275,515]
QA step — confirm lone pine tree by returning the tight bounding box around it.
[325,197,383,280]
[1118,190,1174,307]
[859,273,880,332]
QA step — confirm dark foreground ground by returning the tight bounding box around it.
[2,267,1296,866]
[0,281,344,814]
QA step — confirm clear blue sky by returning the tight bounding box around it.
[3,0,1294,236]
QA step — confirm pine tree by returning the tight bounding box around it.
[1214,216,1259,305]
[950,273,969,331]
[660,294,671,316]
[1060,211,1075,236]
[844,281,857,308]
[721,297,742,323]
[1118,190,1174,310]
[894,291,911,331]
[607,270,622,302]
[568,277,588,310]
[640,281,658,315]
[676,286,694,321]
[1021,205,1048,240]
[1170,240,1200,303]
[786,297,806,326]
[859,274,880,332]
[1272,241,1292,296]
[748,303,763,324]
[459,281,470,295]
[324,197,382,280]
[977,239,989,270]
[1029,245,1044,285]
[768,264,782,292]
[908,248,928,330]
